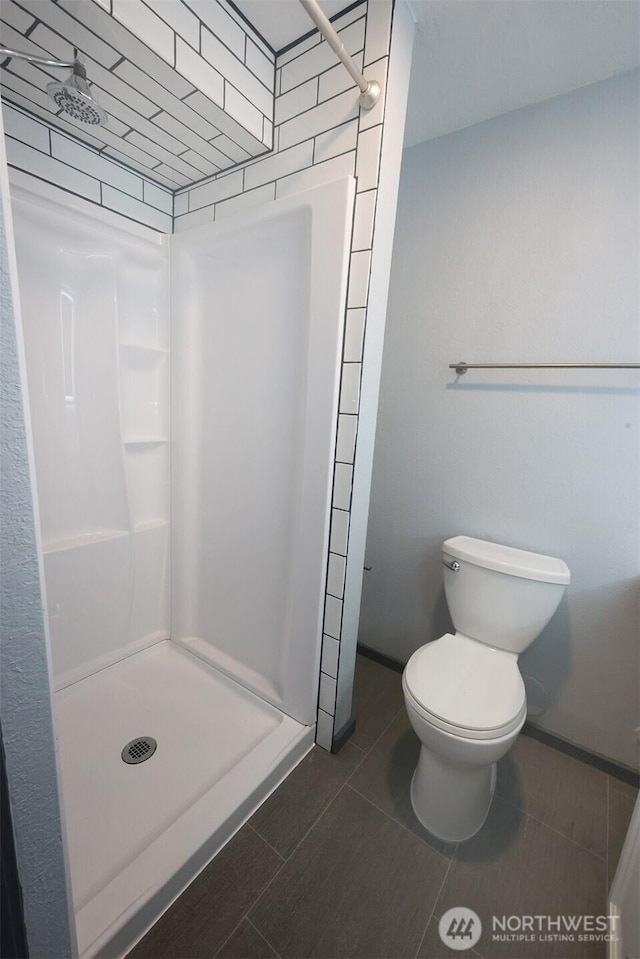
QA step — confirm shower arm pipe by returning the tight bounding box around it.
[297,0,380,108]
[0,47,76,69]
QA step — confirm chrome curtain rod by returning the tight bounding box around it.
[451,362,640,375]
[298,0,380,108]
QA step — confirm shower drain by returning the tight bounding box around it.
[121,737,157,765]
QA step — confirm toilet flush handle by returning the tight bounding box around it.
[443,559,460,571]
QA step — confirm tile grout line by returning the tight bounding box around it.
[495,791,607,862]
[344,781,454,866]
[413,854,456,959]
[246,780,359,930]
[347,704,404,771]
[345,697,607,863]
[243,783,368,936]
[246,822,286,862]
[251,770,354,871]
[245,915,282,959]
[225,768,358,958]
[215,913,282,959]
[234,854,289,949]
[215,916,249,958]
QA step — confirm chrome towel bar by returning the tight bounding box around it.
[451,362,640,375]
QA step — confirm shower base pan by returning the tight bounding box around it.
[54,640,314,957]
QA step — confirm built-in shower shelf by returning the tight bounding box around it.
[124,437,169,446]
[134,518,169,534]
[119,342,168,358]
[43,529,129,555]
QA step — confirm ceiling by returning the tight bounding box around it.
[234,0,353,52]
[404,0,640,149]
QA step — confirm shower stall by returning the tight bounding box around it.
[9,173,355,956]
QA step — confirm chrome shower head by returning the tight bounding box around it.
[0,47,109,126]
[46,60,107,126]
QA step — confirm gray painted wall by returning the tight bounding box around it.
[360,70,640,770]
[0,129,75,957]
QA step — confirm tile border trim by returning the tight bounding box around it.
[522,723,639,788]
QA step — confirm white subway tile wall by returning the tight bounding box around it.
[275,149,355,199]
[339,363,361,415]
[214,181,276,219]
[344,308,366,362]
[173,191,190,217]
[352,189,377,250]
[3,0,395,752]
[150,0,201,51]
[186,0,247,61]
[246,39,274,91]
[175,38,225,108]
[172,205,213,233]
[143,181,173,214]
[318,672,338,714]
[316,708,335,751]
[324,595,343,641]
[336,413,358,465]
[358,57,388,131]
[318,50,364,103]
[355,124,382,191]
[225,84,267,141]
[0,0,275,188]
[244,140,313,190]
[188,168,244,210]
[313,119,359,164]
[278,88,359,151]
[2,105,49,153]
[332,464,354,512]
[112,0,175,65]
[6,135,102,203]
[321,635,340,678]
[275,78,319,127]
[327,553,347,599]
[50,131,143,199]
[363,0,393,66]
[330,508,350,558]
[347,250,372,308]
[3,103,173,231]
[279,18,365,94]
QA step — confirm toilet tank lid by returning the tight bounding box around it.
[443,536,570,585]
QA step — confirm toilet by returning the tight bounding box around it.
[403,535,570,843]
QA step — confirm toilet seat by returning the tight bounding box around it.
[404,633,526,741]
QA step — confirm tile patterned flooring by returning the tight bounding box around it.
[129,655,638,959]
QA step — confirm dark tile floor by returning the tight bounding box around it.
[129,655,638,959]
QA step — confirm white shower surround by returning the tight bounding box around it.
[3,0,415,753]
[171,177,355,723]
[10,174,355,955]
[11,183,171,688]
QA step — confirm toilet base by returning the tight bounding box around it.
[410,745,497,842]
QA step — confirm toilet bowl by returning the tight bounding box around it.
[402,536,569,842]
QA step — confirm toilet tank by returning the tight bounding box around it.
[442,536,570,655]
